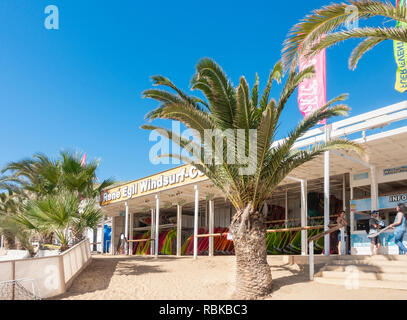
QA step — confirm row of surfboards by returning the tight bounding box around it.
[266,227,325,255]
[131,227,234,255]
[130,225,329,256]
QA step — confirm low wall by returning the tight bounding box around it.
[0,239,91,299]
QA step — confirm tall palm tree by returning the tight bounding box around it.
[142,57,362,299]
[282,0,407,71]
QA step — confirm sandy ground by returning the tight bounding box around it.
[55,255,406,300]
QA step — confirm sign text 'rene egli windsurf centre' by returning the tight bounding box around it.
[101,165,206,205]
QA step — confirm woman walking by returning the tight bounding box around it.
[389,204,407,255]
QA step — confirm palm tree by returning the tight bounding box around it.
[11,190,102,252]
[0,183,36,254]
[282,0,407,71]
[2,151,113,199]
[142,57,362,299]
[1,151,112,249]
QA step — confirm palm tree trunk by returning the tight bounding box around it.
[229,204,272,299]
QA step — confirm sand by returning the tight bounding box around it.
[55,255,406,300]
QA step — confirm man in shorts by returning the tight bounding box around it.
[369,211,384,255]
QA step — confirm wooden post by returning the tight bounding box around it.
[209,199,215,256]
[176,204,182,257]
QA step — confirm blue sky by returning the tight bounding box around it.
[0,0,404,183]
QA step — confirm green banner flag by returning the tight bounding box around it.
[394,0,407,92]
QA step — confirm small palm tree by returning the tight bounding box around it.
[282,0,407,70]
[142,57,362,299]
[12,190,102,252]
[2,151,114,199]
[1,151,112,250]
[0,176,34,252]
[0,187,30,252]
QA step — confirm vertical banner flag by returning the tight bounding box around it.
[80,153,87,167]
[394,0,407,92]
[298,48,327,125]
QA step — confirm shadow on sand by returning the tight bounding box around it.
[52,255,181,299]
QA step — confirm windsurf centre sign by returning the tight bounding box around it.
[101,165,207,206]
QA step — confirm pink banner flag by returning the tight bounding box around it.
[80,153,87,167]
[298,48,327,125]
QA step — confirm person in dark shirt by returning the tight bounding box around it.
[369,211,383,255]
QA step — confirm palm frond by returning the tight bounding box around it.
[349,36,386,69]
[306,26,407,60]
[282,0,407,70]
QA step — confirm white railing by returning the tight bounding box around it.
[0,239,91,299]
[272,100,407,149]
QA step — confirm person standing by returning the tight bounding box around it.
[389,203,407,255]
[369,211,383,255]
[336,210,348,255]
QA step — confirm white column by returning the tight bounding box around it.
[350,187,355,232]
[150,209,155,255]
[155,195,160,258]
[101,214,105,254]
[209,199,215,257]
[342,174,346,255]
[285,189,288,229]
[111,216,115,255]
[371,166,378,211]
[301,180,308,255]
[125,202,129,255]
[309,241,314,280]
[324,149,330,256]
[1,234,4,249]
[193,185,199,260]
[129,212,134,255]
[176,204,182,257]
